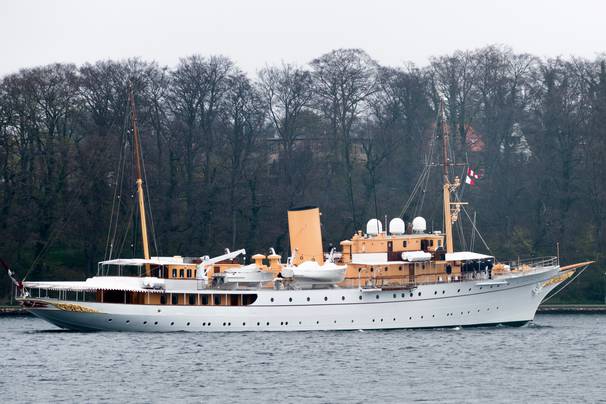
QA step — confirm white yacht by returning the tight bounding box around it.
[6,93,592,332]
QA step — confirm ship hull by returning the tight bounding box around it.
[25,266,566,332]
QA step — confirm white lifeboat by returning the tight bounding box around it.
[223,264,274,285]
[291,261,346,284]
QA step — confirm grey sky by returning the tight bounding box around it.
[1,0,604,76]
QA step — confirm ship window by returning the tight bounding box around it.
[187,269,192,278]
[171,294,178,305]
[270,298,274,302]
[160,294,166,305]
[403,241,407,248]
[418,292,422,296]
[376,295,379,299]
[179,269,184,278]
[230,295,239,306]
[214,295,221,305]
[172,269,177,278]
[307,297,310,302]
[359,295,362,300]
[194,270,197,278]
[341,296,345,301]
[324,296,328,301]
[188,294,196,305]
[429,240,434,246]
[289,297,293,302]
[201,295,209,305]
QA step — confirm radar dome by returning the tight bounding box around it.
[366,219,383,235]
[389,218,405,235]
[412,216,427,233]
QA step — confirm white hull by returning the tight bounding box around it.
[25,266,566,332]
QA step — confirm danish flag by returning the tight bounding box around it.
[465,167,479,186]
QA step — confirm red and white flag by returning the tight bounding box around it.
[465,167,479,186]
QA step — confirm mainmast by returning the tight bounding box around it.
[128,83,151,274]
[439,100,462,254]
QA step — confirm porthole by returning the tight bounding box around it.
[401,293,405,297]
[479,287,483,290]
[421,316,423,319]
[372,319,375,322]
[257,322,260,326]
[108,319,112,322]
[208,322,212,326]
[409,316,412,320]
[324,296,328,301]
[223,322,226,326]
[380,318,383,322]
[468,288,472,291]
[126,320,130,323]
[442,290,445,294]
[460,312,463,315]
[285,321,288,325]
[154,321,158,325]
[266,322,270,326]
[280,322,284,325]
[299,321,302,325]
[316,321,319,324]
[376,295,379,300]
[170,322,174,326]
[393,318,396,321]
[352,320,355,323]
[243,322,246,326]
[359,295,362,300]
[307,297,310,302]
[334,320,337,324]
[409,293,413,297]
[393,294,396,299]
[341,296,345,301]
[270,298,274,302]
[143,321,147,325]
[434,291,438,295]
[432,315,435,318]
[418,292,421,296]
[457,289,460,293]
[289,297,292,302]
[203,322,206,326]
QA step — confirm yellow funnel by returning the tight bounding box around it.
[288,206,324,265]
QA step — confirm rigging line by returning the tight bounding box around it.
[23,184,85,281]
[470,211,477,251]
[541,265,589,304]
[139,138,160,257]
[108,140,129,260]
[460,204,492,254]
[106,101,131,259]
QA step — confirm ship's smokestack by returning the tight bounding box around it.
[287,206,324,265]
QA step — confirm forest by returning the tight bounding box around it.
[0,46,605,303]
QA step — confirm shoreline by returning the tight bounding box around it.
[2,304,606,317]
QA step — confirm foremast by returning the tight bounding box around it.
[128,83,151,275]
[439,101,463,254]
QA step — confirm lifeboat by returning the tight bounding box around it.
[223,264,274,286]
[291,261,346,284]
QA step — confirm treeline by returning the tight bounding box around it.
[1,46,605,303]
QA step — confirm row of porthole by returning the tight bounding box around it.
[268,286,500,304]
[107,307,502,328]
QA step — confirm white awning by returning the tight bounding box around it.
[99,258,191,266]
[23,276,164,293]
[351,260,408,266]
[445,252,493,261]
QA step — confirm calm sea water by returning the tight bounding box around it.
[0,314,604,403]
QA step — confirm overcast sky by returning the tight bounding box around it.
[1,0,604,76]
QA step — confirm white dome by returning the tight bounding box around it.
[366,219,383,235]
[389,218,405,235]
[412,216,426,233]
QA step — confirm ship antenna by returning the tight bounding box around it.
[128,82,151,275]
